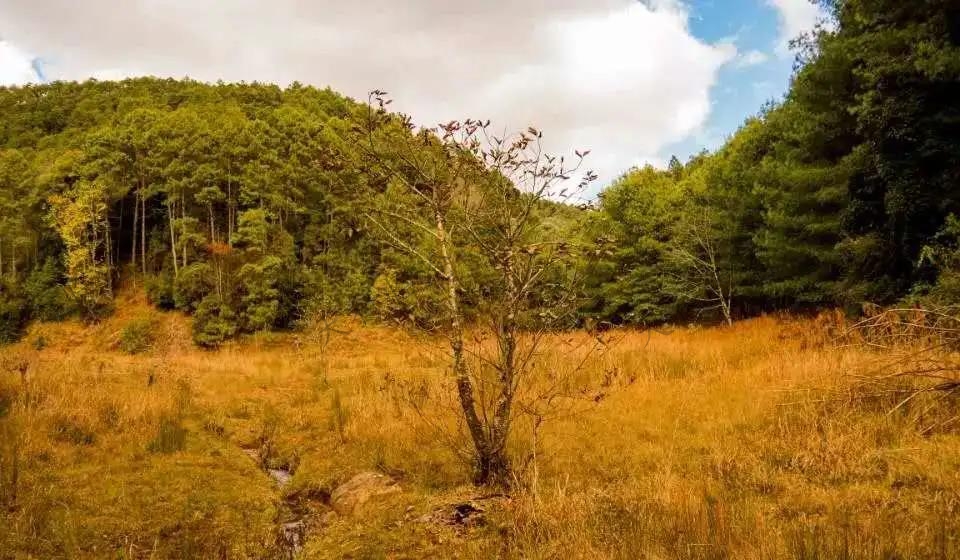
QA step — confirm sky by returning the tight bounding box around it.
[0,0,825,191]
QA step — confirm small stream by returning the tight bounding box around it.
[242,448,308,559]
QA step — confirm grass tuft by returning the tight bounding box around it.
[118,315,158,354]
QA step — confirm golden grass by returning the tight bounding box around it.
[1,301,958,559]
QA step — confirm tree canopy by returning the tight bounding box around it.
[585,0,960,324]
[1,1,958,341]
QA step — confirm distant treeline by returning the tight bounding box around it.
[1,0,958,343]
[582,0,960,323]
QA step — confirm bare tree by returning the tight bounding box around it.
[844,305,960,434]
[666,207,734,326]
[359,92,601,486]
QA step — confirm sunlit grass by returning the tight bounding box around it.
[1,303,958,558]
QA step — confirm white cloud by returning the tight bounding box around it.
[767,0,824,54]
[0,0,736,190]
[0,40,38,85]
[736,50,770,68]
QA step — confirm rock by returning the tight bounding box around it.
[329,472,401,515]
[415,495,510,527]
[268,467,293,488]
[279,519,306,558]
[451,502,485,525]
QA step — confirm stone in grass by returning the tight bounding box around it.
[279,519,306,557]
[329,472,401,515]
[415,495,510,527]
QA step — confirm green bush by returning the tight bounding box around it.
[192,295,238,348]
[23,258,74,321]
[119,316,157,354]
[0,283,27,344]
[238,256,283,332]
[145,269,175,310]
[370,268,445,328]
[174,262,214,311]
[371,269,404,320]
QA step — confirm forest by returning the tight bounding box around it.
[2,2,959,345]
[2,1,960,558]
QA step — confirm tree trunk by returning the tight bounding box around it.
[209,204,215,243]
[116,195,123,272]
[104,217,113,297]
[227,180,234,246]
[181,192,187,268]
[131,188,139,270]
[434,208,491,484]
[167,198,178,277]
[709,255,733,326]
[105,217,113,276]
[487,248,518,486]
[719,291,733,326]
[215,257,223,300]
[141,190,147,276]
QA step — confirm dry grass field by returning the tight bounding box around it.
[1,295,958,559]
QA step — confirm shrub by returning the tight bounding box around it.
[370,269,404,321]
[237,256,283,332]
[0,283,27,344]
[330,388,349,443]
[23,258,74,321]
[145,269,175,310]
[930,270,960,303]
[192,295,238,348]
[272,263,305,330]
[32,333,47,351]
[174,262,214,311]
[51,414,97,446]
[0,417,19,507]
[147,414,187,453]
[119,316,157,354]
[370,268,445,328]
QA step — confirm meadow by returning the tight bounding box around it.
[1,296,958,559]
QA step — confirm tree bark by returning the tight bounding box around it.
[209,204,215,243]
[116,195,123,271]
[167,198,178,277]
[104,215,113,297]
[489,250,518,484]
[181,192,187,268]
[131,188,139,271]
[434,208,491,484]
[141,189,147,276]
[105,216,113,275]
[227,179,234,246]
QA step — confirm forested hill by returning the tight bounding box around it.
[1,1,959,344]
[0,79,585,345]
[582,1,960,324]
[0,79,406,345]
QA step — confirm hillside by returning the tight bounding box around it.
[3,1,960,339]
[2,307,958,558]
[2,3,960,558]
[0,0,960,336]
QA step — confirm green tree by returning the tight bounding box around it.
[48,179,113,318]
